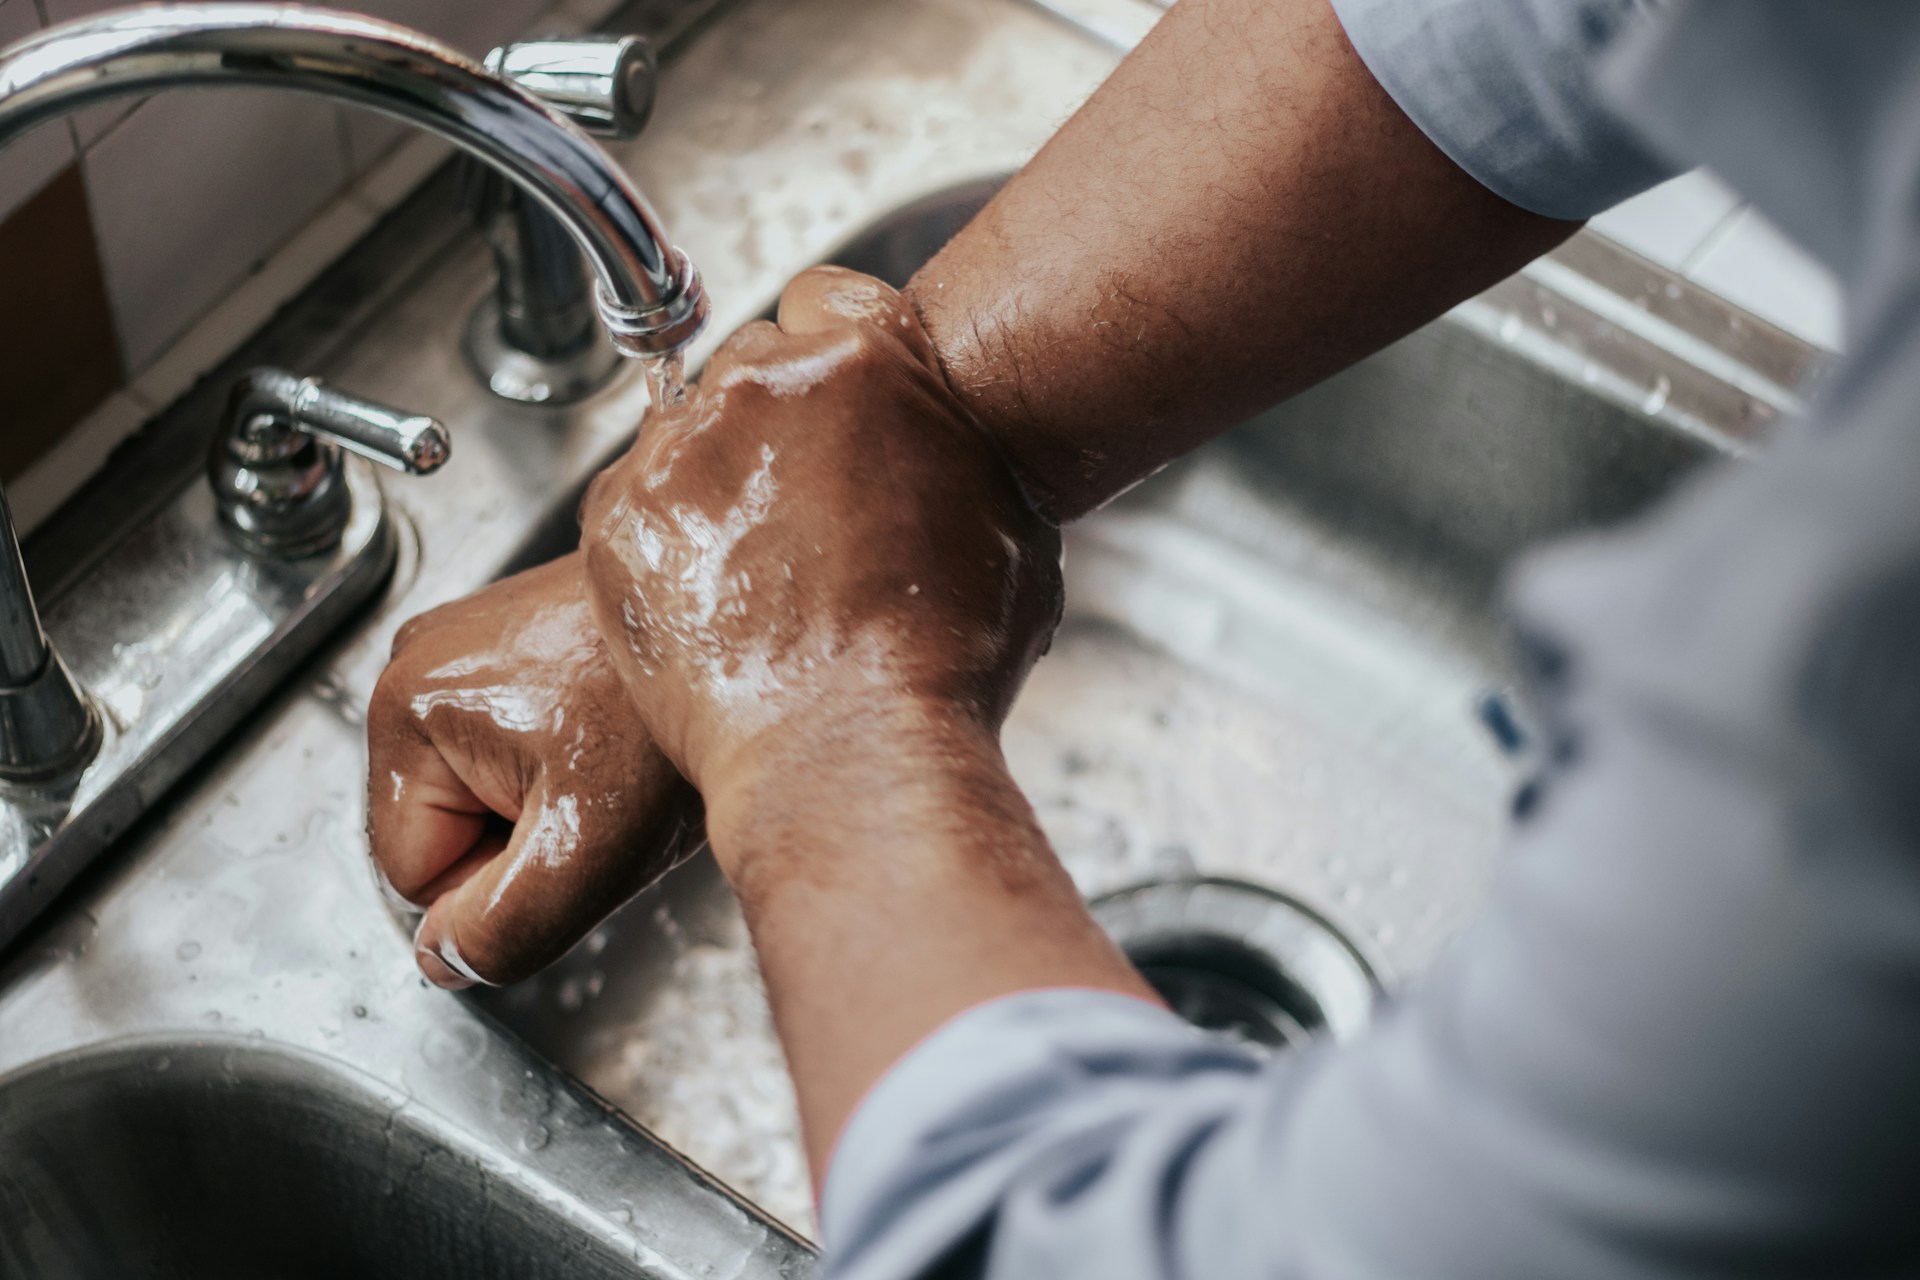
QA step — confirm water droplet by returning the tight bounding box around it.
[176,940,202,961]
[1641,374,1672,416]
[352,1004,368,1019]
[524,1125,552,1151]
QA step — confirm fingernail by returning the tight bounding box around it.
[372,858,422,913]
[416,946,474,990]
[411,916,485,990]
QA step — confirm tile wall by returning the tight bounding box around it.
[0,0,1849,535]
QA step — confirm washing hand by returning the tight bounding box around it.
[366,553,698,989]
[577,266,1064,829]
[579,267,1149,1166]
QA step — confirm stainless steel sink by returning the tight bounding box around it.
[474,179,1816,1235]
[0,0,1816,1262]
[0,1039,645,1278]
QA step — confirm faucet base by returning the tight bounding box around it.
[0,649,99,784]
[0,459,395,951]
[464,296,626,406]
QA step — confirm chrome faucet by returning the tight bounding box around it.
[466,35,664,404]
[0,6,711,948]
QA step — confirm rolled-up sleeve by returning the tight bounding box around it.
[1328,0,1679,219]
[820,990,1282,1279]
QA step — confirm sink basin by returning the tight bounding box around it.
[0,1040,641,1278]
[474,180,1788,1235]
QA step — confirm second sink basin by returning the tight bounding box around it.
[476,181,1790,1235]
[0,1039,641,1278]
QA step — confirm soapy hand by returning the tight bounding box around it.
[579,266,1063,804]
[366,553,698,988]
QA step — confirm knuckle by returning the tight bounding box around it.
[388,610,435,658]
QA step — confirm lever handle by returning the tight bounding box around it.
[281,377,450,475]
[214,368,449,558]
[487,34,656,139]
[228,368,449,476]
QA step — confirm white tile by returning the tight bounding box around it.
[8,387,154,535]
[0,116,69,224]
[345,129,455,216]
[353,0,554,57]
[30,0,146,148]
[132,194,376,410]
[84,87,349,371]
[69,96,143,151]
[1589,170,1742,271]
[37,0,128,23]
[0,0,40,57]
[338,106,407,177]
[556,0,627,32]
[0,0,74,225]
[1685,207,1845,350]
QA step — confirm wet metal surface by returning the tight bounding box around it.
[0,0,1811,1260]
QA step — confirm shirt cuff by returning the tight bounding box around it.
[818,988,1250,1276]
[1329,0,1680,220]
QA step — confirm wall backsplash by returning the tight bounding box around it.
[0,0,616,531]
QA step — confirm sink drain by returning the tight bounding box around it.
[1091,878,1380,1051]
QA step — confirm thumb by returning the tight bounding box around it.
[411,781,698,989]
[776,265,939,371]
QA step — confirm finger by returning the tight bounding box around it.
[776,265,938,369]
[697,318,786,392]
[366,683,497,906]
[412,778,697,988]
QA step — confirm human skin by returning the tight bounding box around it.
[578,267,1160,1176]
[370,0,1577,1172]
[365,554,698,987]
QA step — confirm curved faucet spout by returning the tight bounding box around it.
[0,4,707,357]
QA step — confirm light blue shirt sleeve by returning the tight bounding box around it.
[1328,0,1679,219]
[817,4,1920,1277]
[820,498,1920,1274]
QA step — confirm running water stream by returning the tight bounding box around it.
[645,351,687,411]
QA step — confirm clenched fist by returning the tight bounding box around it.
[367,554,698,988]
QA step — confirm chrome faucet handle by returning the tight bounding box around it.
[466,34,662,405]
[210,368,450,558]
[487,34,656,138]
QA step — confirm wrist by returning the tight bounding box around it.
[701,696,1007,885]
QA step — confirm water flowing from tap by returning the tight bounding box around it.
[645,351,687,411]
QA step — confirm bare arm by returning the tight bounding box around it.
[579,0,1584,1189]
[909,0,1576,519]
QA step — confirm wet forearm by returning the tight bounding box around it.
[906,0,1577,520]
[704,700,1154,1186]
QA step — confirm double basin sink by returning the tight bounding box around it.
[0,0,1814,1270]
